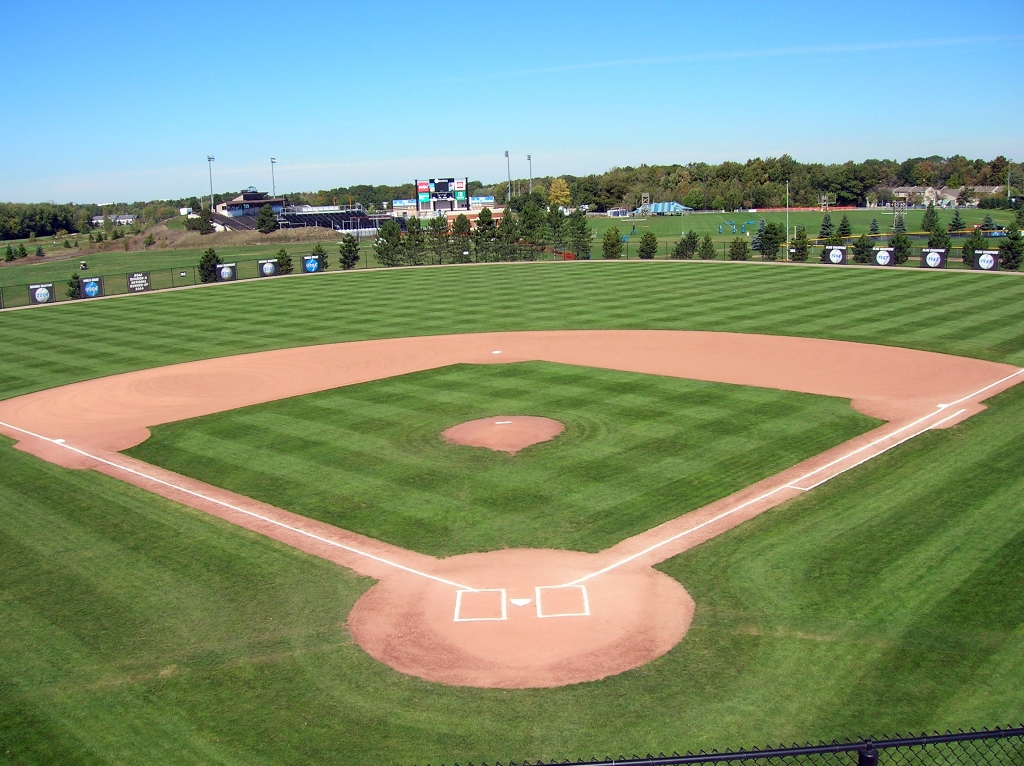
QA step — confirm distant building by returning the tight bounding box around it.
[215,188,286,218]
[640,201,691,215]
[887,185,1004,208]
[91,214,138,226]
[179,207,193,216]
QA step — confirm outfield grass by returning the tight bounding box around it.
[128,362,877,557]
[2,261,1024,763]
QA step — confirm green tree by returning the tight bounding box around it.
[35,244,44,257]
[547,205,566,253]
[338,234,360,270]
[451,214,473,263]
[495,210,520,261]
[927,226,951,252]
[921,202,939,233]
[255,204,277,234]
[728,236,749,261]
[818,213,834,239]
[852,234,874,264]
[198,247,219,283]
[518,201,545,255]
[869,217,879,235]
[682,188,703,210]
[672,230,699,259]
[473,208,497,261]
[750,219,766,251]
[3,244,13,262]
[981,214,995,230]
[1016,206,1024,229]
[890,232,912,265]
[403,217,427,265]
[893,213,906,234]
[948,208,966,233]
[66,272,81,299]
[187,206,214,235]
[63,238,72,249]
[961,229,984,268]
[998,223,1023,270]
[17,243,28,258]
[602,227,623,259]
[565,209,591,259]
[698,232,717,260]
[790,227,810,262]
[375,220,404,267]
[276,247,293,274]
[143,233,155,247]
[310,242,329,270]
[637,230,658,260]
[426,215,453,264]
[837,214,852,238]
[759,222,785,261]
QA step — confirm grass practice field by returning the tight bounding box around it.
[2,261,1024,763]
[127,362,877,558]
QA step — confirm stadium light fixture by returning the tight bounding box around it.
[527,154,532,194]
[206,156,215,212]
[505,151,512,204]
[271,158,277,198]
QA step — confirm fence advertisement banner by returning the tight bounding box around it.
[28,283,55,304]
[258,259,279,277]
[81,276,104,298]
[823,245,847,265]
[974,250,999,271]
[216,263,237,282]
[127,272,151,292]
[302,255,322,273]
[871,247,895,267]
[921,248,947,269]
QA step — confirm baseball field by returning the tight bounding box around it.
[2,260,1024,763]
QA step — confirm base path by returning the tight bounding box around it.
[1,331,1021,688]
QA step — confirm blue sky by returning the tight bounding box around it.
[2,0,1022,203]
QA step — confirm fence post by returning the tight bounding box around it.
[858,744,879,766]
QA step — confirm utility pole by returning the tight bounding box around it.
[206,156,215,212]
[505,151,512,204]
[786,180,790,260]
[270,158,276,198]
[527,154,532,194]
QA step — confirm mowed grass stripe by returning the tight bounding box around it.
[127,362,878,557]
[4,262,1024,401]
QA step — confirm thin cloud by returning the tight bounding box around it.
[449,35,1021,81]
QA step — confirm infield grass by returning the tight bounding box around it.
[2,261,1024,764]
[127,362,877,557]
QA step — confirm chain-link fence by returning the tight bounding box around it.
[437,726,1024,766]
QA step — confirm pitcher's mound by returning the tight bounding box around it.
[442,416,564,454]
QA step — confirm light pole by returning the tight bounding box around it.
[206,156,215,212]
[270,158,276,197]
[527,154,532,194]
[786,180,790,260]
[504,151,512,204]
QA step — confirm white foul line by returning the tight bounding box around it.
[557,368,1024,587]
[0,420,474,591]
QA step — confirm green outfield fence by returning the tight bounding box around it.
[431,725,1024,766]
[0,240,1015,311]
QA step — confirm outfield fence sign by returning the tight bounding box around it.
[216,263,237,282]
[974,250,999,271]
[302,255,322,273]
[824,245,847,265]
[28,283,55,304]
[81,276,104,298]
[258,259,279,277]
[871,247,894,267]
[127,272,151,292]
[921,248,947,269]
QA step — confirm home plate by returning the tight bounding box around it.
[510,598,532,607]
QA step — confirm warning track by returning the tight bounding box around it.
[1,331,1020,688]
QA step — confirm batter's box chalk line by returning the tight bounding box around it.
[535,584,591,618]
[453,588,507,622]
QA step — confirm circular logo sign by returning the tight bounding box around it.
[979,253,995,270]
[925,252,942,268]
[219,266,233,280]
[34,287,50,303]
[829,249,843,264]
[84,280,100,297]
[876,252,891,266]
[305,259,319,272]
[261,262,276,276]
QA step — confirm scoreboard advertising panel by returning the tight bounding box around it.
[416,178,468,207]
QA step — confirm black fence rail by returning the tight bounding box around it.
[435,726,1024,766]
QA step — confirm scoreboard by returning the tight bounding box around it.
[416,178,469,211]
